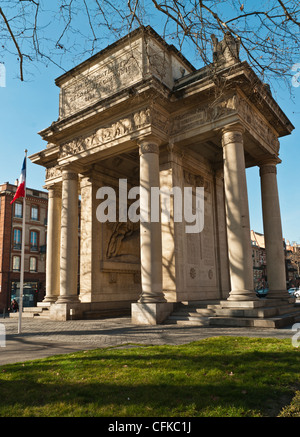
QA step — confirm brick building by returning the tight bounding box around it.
[285,240,300,287]
[0,182,48,311]
[251,230,267,290]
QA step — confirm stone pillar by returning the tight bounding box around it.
[131,138,173,324]
[260,160,290,299]
[56,169,79,304]
[222,125,256,301]
[139,139,165,303]
[44,185,61,303]
[79,175,96,302]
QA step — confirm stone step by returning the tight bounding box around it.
[211,298,295,310]
[23,307,44,313]
[9,305,50,319]
[171,308,215,317]
[180,300,221,308]
[213,304,300,319]
[167,318,210,326]
[165,300,221,326]
[10,312,32,318]
[37,302,51,308]
[209,312,299,329]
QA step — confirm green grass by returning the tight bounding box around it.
[0,336,300,417]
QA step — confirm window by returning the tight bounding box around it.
[12,256,20,272]
[31,205,39,221]
[14,202,23,218]
[13,228,22,250]
[30,231,38,251]
[29,257,37,272]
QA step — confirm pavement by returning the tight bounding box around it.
[0,316,298,365]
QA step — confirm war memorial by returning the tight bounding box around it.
[30,26,300,328]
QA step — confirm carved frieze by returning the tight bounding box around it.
[236,96,280,153]
[171,95,238,135]
[171,93,279,154]
[60,108,169,159]
[45,166,62,181]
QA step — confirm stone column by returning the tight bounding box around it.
[260,160,290,299]
[139,139,165,303]
[131,138,173,324]
[79,175,97,302]
[222,125,256,301]
[56,169,79,304]
[44,185,62,303]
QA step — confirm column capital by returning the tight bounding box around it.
[259,157,281,177]
[138,135,161,155]
[48,185,62,198]
[61,169,78,181]
[259,164,277,177]
[221,124,245,148]
[222,123,245,133]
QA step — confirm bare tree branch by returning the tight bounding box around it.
[0,0,298,89]
[0,7,24,80]
[277,0,300,25]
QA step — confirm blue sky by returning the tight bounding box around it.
[0,21,299,244]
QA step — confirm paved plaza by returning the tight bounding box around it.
[0,316,297,365]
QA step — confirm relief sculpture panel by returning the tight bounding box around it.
[171,95,238,135]
[183,169,217,289]
[60,107,169,159]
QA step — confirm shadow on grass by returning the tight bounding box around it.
[0,337,299,417]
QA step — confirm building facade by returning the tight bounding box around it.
[30,26,299,327]
[251,231,300,290]
[0,182,48,311]
[285,241,300,287]
[251,231,267,290]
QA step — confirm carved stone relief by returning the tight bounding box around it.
[183,167,216,288]
[171,93,279,153]
[236,96,280,152]
[171,95,238,135]
[105,221,140,263]
[60,108,169,159]
[45,166,62,181]
[183,169,211,193]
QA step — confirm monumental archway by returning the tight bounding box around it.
[30,26,299,327]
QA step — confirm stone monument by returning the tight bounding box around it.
[30,26,299,327]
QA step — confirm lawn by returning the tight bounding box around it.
[0,336,299,417]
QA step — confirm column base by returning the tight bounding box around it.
[227,289,258,301]
[138,294,167,304]
[55,295,80,305]
[131,302,174,325]
[267,290,294,300]
[42,296,58,304]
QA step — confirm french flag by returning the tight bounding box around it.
[10,157,26,205]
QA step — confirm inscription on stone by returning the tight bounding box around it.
[61,45,143,118]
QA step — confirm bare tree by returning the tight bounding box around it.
[0,0,299,88]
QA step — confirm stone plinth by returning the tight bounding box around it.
[209,299,300,328]
[131,302,174,325]
[49,302,85,321]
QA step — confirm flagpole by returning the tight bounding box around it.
[18,149,27,334]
